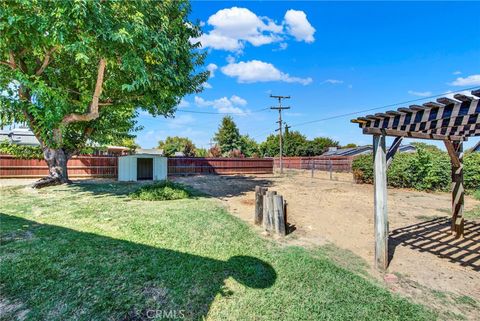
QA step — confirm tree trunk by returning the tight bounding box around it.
[32,148,71,188]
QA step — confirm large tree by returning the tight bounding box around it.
[213,116,241,156]
[0,0,207,187]
[158,136,196,157]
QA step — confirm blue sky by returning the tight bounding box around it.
[136,1,480,150]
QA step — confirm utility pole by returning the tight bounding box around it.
[284,122,291,157]
[270,94,290,174]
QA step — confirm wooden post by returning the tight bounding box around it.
[254,186,267,225]
[273,195,286,236]
[373,134,388,270]
[449,141,464,237]
[329,159,333,180]
[311,159,314,178]
[263,191,276,231]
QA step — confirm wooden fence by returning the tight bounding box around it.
[274,156,354,172]
[0,154,118,178]
[168,157,273,175]
[0,155,273,178]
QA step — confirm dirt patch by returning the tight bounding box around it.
[174,170,480,319]
[0,297,29,321]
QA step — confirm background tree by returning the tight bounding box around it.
[158,136,196,157]
[214,116,241,156]
[0,0,208,187]
[195,148,208,157]
[284,130,308,156]
[207,145,222,157]
[259,134,279,157]
[260,132,339,157]
[240,135,259,157]
[342,143,358,148]
[304,137,339,156]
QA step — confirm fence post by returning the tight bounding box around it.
[263,191,277,231]
[273,195,286,236]
[254,186,267,225]
[311,159,314,178]
[329,159,333,180]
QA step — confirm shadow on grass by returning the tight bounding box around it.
[388,217,480,271]
[0,214,276,320]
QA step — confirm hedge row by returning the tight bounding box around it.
[352,147,480,192]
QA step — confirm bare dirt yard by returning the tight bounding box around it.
[174,170,480,320]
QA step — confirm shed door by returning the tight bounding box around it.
[137,158,153,180]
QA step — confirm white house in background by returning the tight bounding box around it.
[322,144,416,157]
[0,127,40,146]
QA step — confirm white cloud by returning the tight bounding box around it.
[178,98,189,108]
[193,7,315,52]
[203,82,212,89]
[230,95,247,106]
[453,71,462,75]
[322,79,344,85]
[273,42,288,52]
[168,114,195,129]
[221,60,312,85]
[206,63,218,77]
[408,90,432,97]
[450,74,480,86]
[194,95,248,114]
[284,9,315,43]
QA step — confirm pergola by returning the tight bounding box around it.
[351,89,479,270]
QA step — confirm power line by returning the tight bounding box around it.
[288,86,480,129]
[247,86,480,141]
[176,107,269,115]
[270,94,291,174]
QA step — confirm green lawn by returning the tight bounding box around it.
[0,182,434,321]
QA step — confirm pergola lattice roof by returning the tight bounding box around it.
[351,89,480,141]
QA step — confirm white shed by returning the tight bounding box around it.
[118,154,167,182]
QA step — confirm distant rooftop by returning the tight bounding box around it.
[0,127,40,146]
[322,145,416,157]
[135,148,164,155]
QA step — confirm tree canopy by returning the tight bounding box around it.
[260,131,339,157]
[0,0,208,186]
[214,116,241,156]
[158,136,196,157]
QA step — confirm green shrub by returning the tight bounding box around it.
[464,152,480,191]
[352,147,480,192]
[0,140,43,159]
[130,181,192,201]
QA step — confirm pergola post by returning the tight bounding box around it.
[373,134,388,270]
[446,141,465,237]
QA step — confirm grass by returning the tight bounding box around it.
[0,182,435,321]
[129,181,193,201]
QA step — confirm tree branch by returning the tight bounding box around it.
[9,51,16,69]
[0,51,16,69]
[0,61,15,69]
[35,47,57,76]
[61,58,107,125]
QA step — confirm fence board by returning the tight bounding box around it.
[274,156,354,172]
[0,154,118,178]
